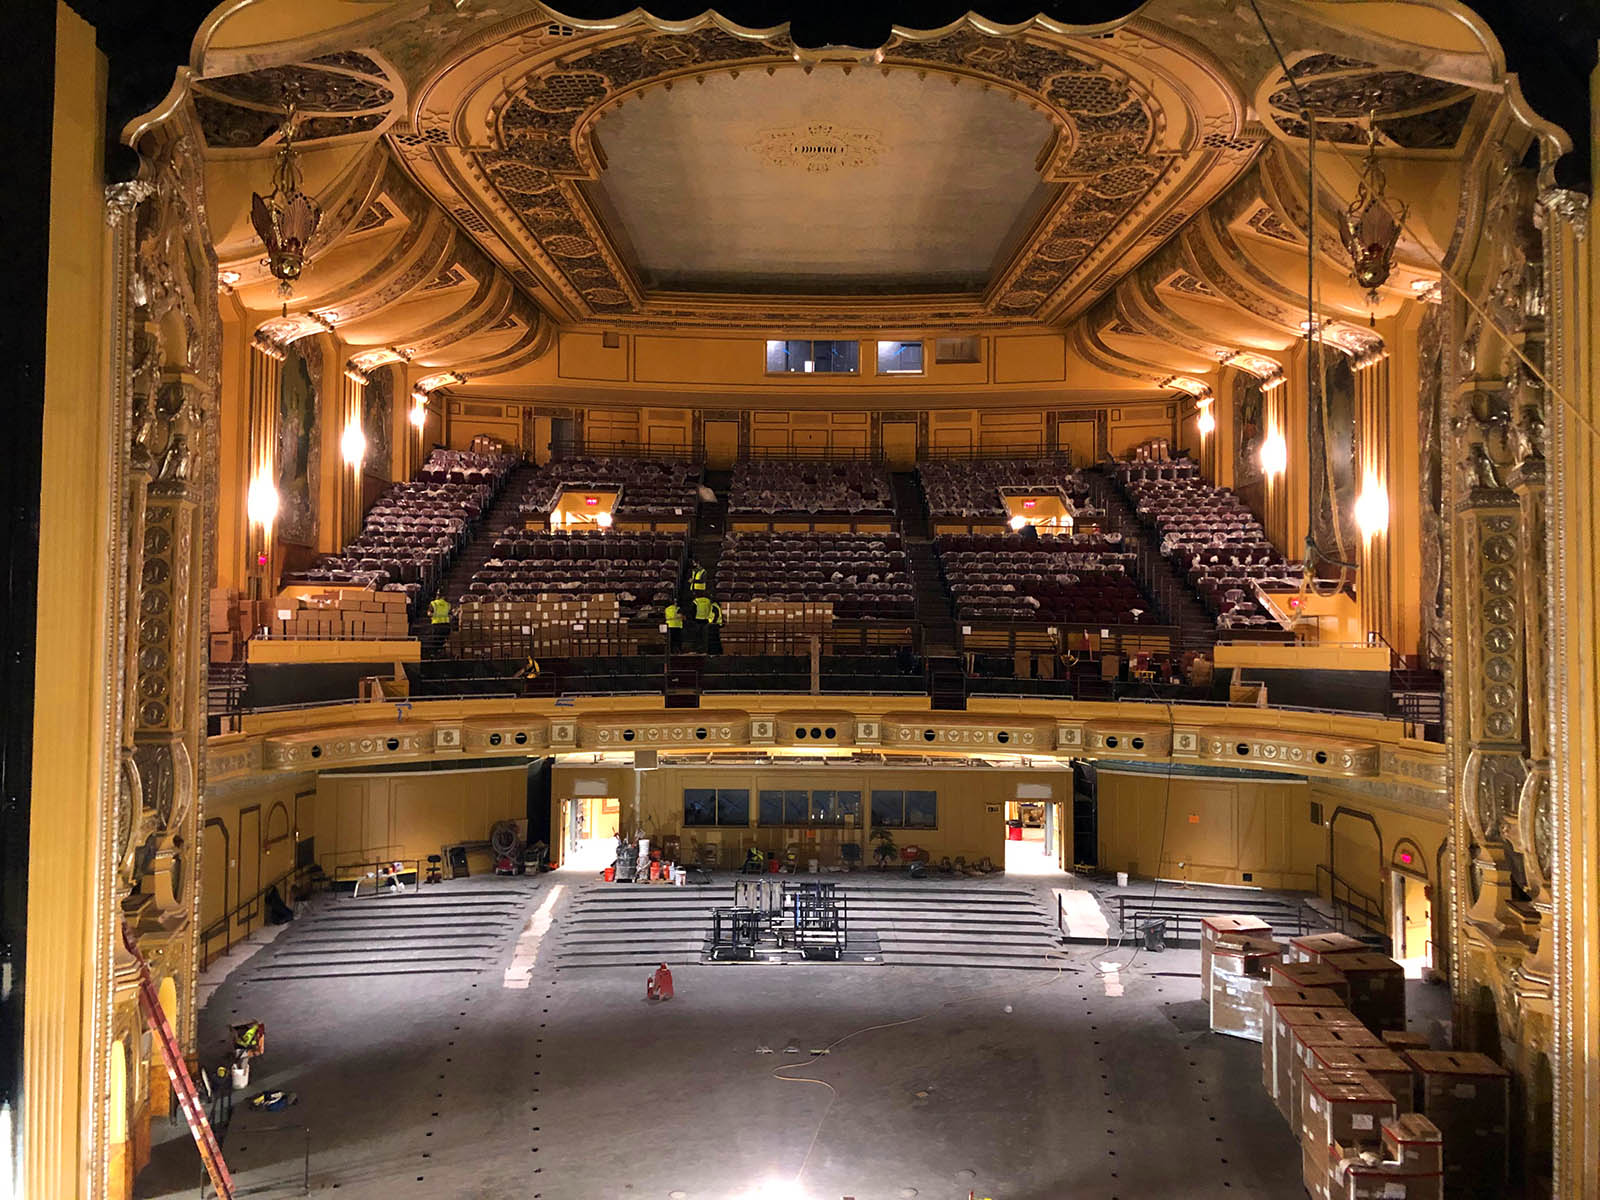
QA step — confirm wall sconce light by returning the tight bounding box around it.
[409,402,427,430]
[1355,474,1390,539]
[340,417,367,469]
[246,475,279,532]
[1196,399,1216,438]
[1259,429,1288,479]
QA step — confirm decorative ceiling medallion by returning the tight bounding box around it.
[751,122,883,172]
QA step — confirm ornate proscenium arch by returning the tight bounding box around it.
[392,10,1256,326]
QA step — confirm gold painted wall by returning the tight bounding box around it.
[1096,770,1321,889]
[552,762,1065,868]
[201,779,314,944]
[26,9,112,1197]
[310,766,527,873]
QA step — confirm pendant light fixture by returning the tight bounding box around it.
[1340,118,1407,311]
[250,97,323,298]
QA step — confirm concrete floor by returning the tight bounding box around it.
[136,874,1451,1200]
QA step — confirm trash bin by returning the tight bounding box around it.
[1007,819,1024,841]
[1138,917,1168,953]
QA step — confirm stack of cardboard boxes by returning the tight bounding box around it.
[209,586,267,662]
[1202,910,1511,1199]
[269,587,410,639]
[454,595,636,658]
[722,601,834,655]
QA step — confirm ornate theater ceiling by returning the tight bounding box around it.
[187,0,1543,389]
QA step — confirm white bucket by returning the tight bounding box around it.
[1116,871,1129,888]
[808,858,819,874]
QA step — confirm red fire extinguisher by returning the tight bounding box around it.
[646,963,674,1001]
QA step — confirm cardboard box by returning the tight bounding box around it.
[1262,986,1348,1105]
[1381,1030,1432,1055]
[1200,914,1273,985]
[1278,1007,1372,1124]
[1210,969,1268,1041]
[1403,1051,1508,1198]
[208,631,236,663]
[1301,1069,1398,1200]
[1380,1111,1444,1175]
[1209,933,1279,1031]
[1290,1024,1385,1123]
[208,598,232,631]
[1289,931,1368,963]
[1323,952,1406,1033]
[1333,1115,1444,1200]
[1309,1046,1415,1112]
[1269,959,1351,1003]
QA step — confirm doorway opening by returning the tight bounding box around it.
[1003,799,1066,876]
[1389,864,1432,978]
[559,796,620,871]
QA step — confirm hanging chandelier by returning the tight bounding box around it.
[1339,119,1407,308]
[250,99,322,295]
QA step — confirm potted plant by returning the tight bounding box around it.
[870,827,897,870]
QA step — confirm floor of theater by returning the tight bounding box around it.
[136,874,1452,1200]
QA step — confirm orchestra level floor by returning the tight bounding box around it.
[135,875,1451,1200]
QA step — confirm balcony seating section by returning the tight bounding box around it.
[934,533,1152,624]
[728,461,894,514]
[282,449,519,613]
[517,456,703,518]
[462,530,684,620]
[715,532,914,619]
[414,447,521,489]
[1115,457,1294,630]
[917,458,1094,520]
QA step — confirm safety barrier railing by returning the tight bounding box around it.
[1315,863,1387,938]
[198,861,319,971]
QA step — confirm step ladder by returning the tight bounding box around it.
[121,923,236,1200]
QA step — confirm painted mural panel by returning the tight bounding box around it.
[275,339,321,545]
[1233,373,1264,488]
[363,364,394,481]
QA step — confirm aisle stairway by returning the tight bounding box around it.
[437,461,540,605]
[551,878,1062,971]
[892,472,958,653]
[1086,467,1217,652]
[690,468,732,593]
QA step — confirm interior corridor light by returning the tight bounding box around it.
[1009,514,1028,531]
[340,418,367,469]
[246,475,279,531]
[1259,429,1288,479]
[1355,475,1390,538]
[595,511,614,528]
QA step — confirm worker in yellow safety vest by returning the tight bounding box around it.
[691,593,713,653]
[707,600,724,655]
[427,595,451,655]
[664,600,684,652]
[688,562,708,595]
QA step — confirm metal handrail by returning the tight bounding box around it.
[198,861,319,970]
[1315,863,1386,936]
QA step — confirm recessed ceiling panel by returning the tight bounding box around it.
[589,69,1055,294]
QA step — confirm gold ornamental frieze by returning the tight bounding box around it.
[880,713,1050,751]
[459,720,551,753]
[579,710,750,749]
